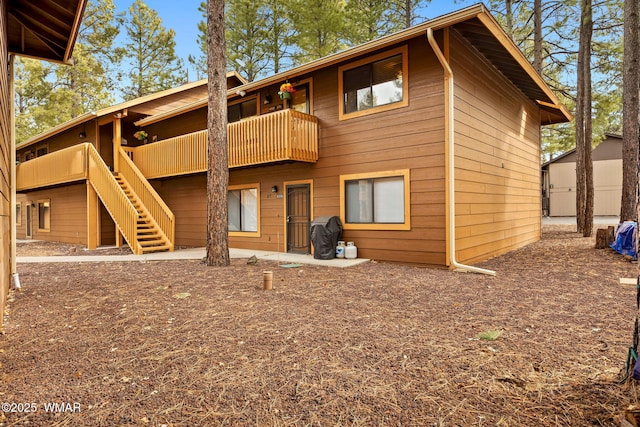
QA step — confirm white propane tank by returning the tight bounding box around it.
[336,241,346,258]
[345,241,357,259]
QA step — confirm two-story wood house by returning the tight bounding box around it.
[15,4,571,269]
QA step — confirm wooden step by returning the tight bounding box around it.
[139,239,167,247]
[140,245,171,253]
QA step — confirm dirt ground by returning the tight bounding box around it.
[1,225,638,426]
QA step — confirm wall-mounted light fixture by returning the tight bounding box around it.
[236,89,246,97]
[264,94,272,104]
[78,123,87,139]
[271,185,278,193]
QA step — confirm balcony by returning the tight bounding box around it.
[127,109,319,179]
[16,143,88,191]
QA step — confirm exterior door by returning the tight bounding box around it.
[286,184,310,254]
[25,204,33,239]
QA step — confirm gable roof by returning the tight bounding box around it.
[8,0,87,64]
[136,3,571,128]
[542,133,622,167]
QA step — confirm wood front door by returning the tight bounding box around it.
[25,204,33,239]
[286,184,310,254]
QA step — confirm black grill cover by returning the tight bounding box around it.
[310,216,343,259]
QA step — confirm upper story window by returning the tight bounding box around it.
[339,46,408,120]
[36,146,48,157]
[228,97,257,123]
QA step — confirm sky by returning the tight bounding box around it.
[112,0,479,79]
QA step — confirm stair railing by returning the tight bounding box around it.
[117,148,175,250]
[85,143,142,254]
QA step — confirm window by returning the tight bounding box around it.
[228,184,260,235]
[339,46,408,120]
[228,97,257,123]
[37,199,50,232]
[291,83,310,114]
[340,170,410,230]
[36,146,48,157]
[15,203,21,226]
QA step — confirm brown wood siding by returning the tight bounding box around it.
[145,109,207,142]
[450,31,542,264]
[151,175,207,247]
[17,121,96,161]
[0,0,9,324]
[307,38,447,265]
[153,38,449,265]
[18,184,88,244]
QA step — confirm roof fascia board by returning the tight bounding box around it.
[135,98,206,126]
[475,12,571,122]
[64,0,88,64]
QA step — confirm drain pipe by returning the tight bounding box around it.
[427,28,496,276]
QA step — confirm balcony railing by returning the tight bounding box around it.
[129,109,319,179]
[16,143,88,190]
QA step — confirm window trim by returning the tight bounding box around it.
[340,169,411,231]
[37,199,51,232]
[338,45,409,121]
[228,183,261,237]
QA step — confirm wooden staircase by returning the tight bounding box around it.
[113,172,172,253]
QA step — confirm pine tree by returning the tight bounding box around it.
[289,0,346,64]
[390,0,426,28]
[343,0,404,46]
[121,0,185,100]
[622,0,639,222]
[189,2,209,80]
[225,0,269,81]
[262,0,294,74]
[575,0,593,236]
[206,0,231,266]
[14,58,54,143]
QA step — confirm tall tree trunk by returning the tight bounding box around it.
[533,0,543,74]
[405,0,411,28]
[576,0,594,237]
[623,0,640,222]
[505,0,513,36]
[206,0,230,266]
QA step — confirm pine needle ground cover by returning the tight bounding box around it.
[1,225,636,426]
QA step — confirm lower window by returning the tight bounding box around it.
[37,199,50,232]
[228,184,260,235]
[340,170,410,230]
[15,203,21,226]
